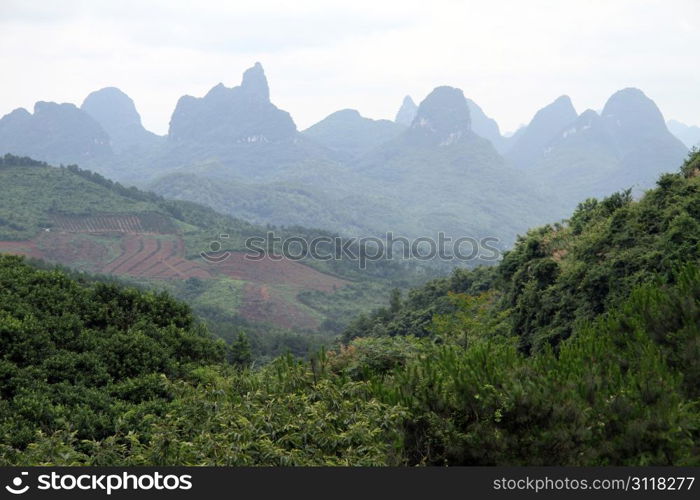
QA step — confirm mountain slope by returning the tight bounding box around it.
[505,95,578,169]
[668,119,700,149]
[0,154,415,336]
[302,109,404,161]
[352,86,559,244]
[4,153,698,466]
[394,95,417,126]
[81,87,162,153]
[346,151,700,348]
[465,98,508,152]
[337,152,700,465]
[0,102,112,164]
[529,88,688,209]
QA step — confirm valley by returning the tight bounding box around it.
[0,157,429,358]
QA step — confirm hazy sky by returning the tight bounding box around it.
[1,0,698,135]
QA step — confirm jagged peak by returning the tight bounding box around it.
[168,62,296,142]
[395,95,418,126]
[240,62,269,101]
[532,95,576,121]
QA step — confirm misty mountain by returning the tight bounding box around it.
[302,109,404,161]
[667,119,700,149]
[405,86,472,144]
[505,95,578,169]
[395,93,512,153]
[146,62,337,183]
[152,84,559,246]
[394,95,417,126]
[0,102,112,165]
[0,63,690,249]
[527,88,688,208]
[169,62,296,145]
[350,86,558,242]
[600,88,688,185]
[465,98,509,152]
[81,87,162,153]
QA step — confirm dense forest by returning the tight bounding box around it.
[0,152,699,465]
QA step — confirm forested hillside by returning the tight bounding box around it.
[2,152,698,466]
[0,154,433,360]
[344,151,700,346]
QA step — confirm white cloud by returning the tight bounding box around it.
[0,0,698,134]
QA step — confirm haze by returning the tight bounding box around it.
[1,0,698,134]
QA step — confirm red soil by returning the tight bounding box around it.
[101,235,211,280]
[38,233,113,271]
[0,241,43,259]
[2,229,347,330]
[208,253,347,292]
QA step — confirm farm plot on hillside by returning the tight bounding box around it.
[102,235,211,279]
[51,212,176,234]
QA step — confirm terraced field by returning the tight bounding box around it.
[51,212,176,234]
[101,235,211,279]
[0,213,349,330]
[0,163,375,332]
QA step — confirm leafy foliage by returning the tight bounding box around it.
[1,153,699,466]
[0,255,224,453]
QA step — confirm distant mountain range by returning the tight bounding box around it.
[0,101,111,164]
[503,88,688,210]
[302,109,404,162]
[0,63,691,245]
[667,120,700,149]
[81,87,162,153]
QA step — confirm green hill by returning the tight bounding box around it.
[0,154,431,358]
[0,254,224,451]
[344,151,700,347]
[1,152,699,466]
[0,157,164,241]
